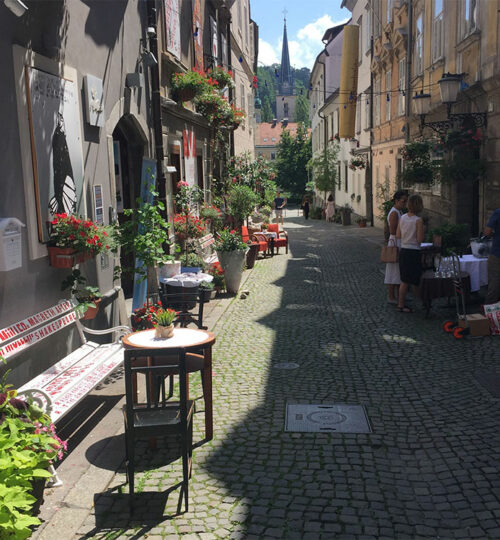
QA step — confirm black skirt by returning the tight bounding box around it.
[399,248,422,286]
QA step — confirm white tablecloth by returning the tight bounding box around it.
[261,231,277,239]
[444,255,488,292]
[126,328,211,347]
[159,272,213,287]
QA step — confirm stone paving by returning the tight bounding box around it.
[79,215,500,539]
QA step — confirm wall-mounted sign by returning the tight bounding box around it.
[165,0,181,60]
[93,185,104,225]
[0,218,25,272]
[192,0,203,70]
[83,74,104,127]
[183,128,196,186]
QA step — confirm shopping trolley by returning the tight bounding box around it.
[442,252,469,339]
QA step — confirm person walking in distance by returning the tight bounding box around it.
[484,206,500,304]
[384,191,408,304]
[396,194,424,313]
[274,191,286,227]
[302,194,310,220]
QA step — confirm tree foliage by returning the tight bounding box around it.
[275,123,312,196]
[294,82,310,125]
[307,144,340,198]
[261,96,273,122]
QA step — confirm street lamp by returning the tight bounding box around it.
[413,73,487,135]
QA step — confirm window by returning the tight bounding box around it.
[358,16,363,61]
[386,0,393,24]
[333,109,339,135]
[385,164,390,184]
[244,6,248,47]
[375,78,381,126]
[284,102,289,117]
[270,152,276,160]
[398,58,406,116]
[364,10,371,53]
[237,0,242,32]
[345,162,349,192]
[385,70,391,122]
[240,83,245,110]
[356,94,361,134]
[365,87,372,129]
[415,13,424,75]
[461,0,477,38]
[263,138,268,142]
[432,0,444,61]
[272,137,276,142]
[373,1,382,38]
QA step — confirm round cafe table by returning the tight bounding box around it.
[122,327,216,441]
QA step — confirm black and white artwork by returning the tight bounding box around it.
[26,67,84,242]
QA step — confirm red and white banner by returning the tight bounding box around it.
[183,128,196,187]
[0,301,74,346]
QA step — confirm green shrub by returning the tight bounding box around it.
[310,207,323,220]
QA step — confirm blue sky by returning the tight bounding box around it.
[252,1,351,69]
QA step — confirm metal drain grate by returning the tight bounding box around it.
[273,362,300,370]
[285,403,372,433]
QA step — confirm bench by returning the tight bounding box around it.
[0,299,131,483]
[195,233,218,265]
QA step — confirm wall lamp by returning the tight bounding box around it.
[413,73,487,135]
[4,0,28,16]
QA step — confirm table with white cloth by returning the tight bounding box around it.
[443,255,488,292]
[260,231,277,255]
[159,272,213,287]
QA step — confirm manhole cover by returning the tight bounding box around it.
[273,362,299,370]
[285,404,371,433]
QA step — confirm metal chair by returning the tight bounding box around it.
[159,286,207,330]
[123,347,194,513]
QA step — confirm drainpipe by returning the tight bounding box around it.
[405,0,413,144]
[146,0,167,218]
[368,35,374,225]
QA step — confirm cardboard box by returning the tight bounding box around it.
[459,313,491,337]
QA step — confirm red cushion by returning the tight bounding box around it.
[274,238,287,247]
[241,226,249,242]
[268,224,279,234]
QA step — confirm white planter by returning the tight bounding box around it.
[159,260,181,279]
[216,248,248,294]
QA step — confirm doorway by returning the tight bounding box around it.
[112,115,147,297]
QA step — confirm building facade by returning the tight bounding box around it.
[255,120,310,161]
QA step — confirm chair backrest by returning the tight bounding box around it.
[159,288,204,329]
[241,226,249,242]
[123,347,189,425]
[268,223,279,234]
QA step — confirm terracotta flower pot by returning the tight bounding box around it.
[81,298,102,320]
[155,324,174,339]
[48,247,86,268]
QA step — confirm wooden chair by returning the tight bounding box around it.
[123,347,194,513]
[267,223,289,254]
[158,287,206,330]
[241,225,268,255]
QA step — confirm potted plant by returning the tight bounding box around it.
[399,141,436,186]
[349,156,367,170]
[215,229,248,294]
[119,187,173,282]
[171,68,212,102]
[153,308,177,339]
[227,184,259,229]
[48,213,114,268]
[207,263,225,294]
[206,66,235,90]
[199,281,216,302]
[131,301,163,331]
[356,216,368,228]
[0,365,67,538]
[194,92,229,124]
[61,269,103,319]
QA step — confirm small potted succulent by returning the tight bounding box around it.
[154,308,177,339]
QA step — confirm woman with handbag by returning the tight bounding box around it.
[384,191,407,304]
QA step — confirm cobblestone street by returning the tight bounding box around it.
[84,216,500,539]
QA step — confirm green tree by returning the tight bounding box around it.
[294,82,310,125]
[261,96,273,122]
[275,122,312,196]
[307,144,340,199]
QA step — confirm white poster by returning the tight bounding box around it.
[183,128,196,187]
[165,0,181,60]
[26,66,84,243]
[210,16,218,61]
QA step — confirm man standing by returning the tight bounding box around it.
[484,207,500,304]
[274,190,286,227]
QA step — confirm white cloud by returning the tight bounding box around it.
[258,14,350,69]
[258,38,279,65]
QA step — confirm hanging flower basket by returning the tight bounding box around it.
[171,69,210,103]
[206,66,235,90]
[48,247,87,268]
[175,87,197,102]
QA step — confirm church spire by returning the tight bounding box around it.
[280,15,293,95]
